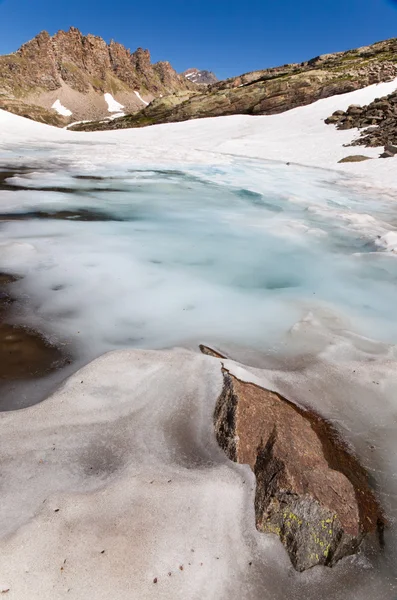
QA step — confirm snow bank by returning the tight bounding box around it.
[0,346,396,599]
[1,77,397,192]
[51,99,72,117]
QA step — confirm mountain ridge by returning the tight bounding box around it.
[70,37,397,132]
[183,68,218,85]
[1,31,397,132]
[0,27,193,124]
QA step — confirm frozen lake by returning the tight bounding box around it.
[1,150,397,358]
[1,138,397,599]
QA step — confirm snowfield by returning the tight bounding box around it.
[0,79,397,600]
[1,76,397,192]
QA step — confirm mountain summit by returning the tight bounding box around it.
[183,68,218,85]
[0,27,193,124]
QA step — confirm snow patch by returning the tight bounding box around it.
[65,119,91,130]
[134,91,149,106]
[104,93,124,113]
[51,99,72,117]
[1,76,397,191]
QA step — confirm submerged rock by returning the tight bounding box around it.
[214,368,383,572]
[0,323,68,380]
[0,273,69,381]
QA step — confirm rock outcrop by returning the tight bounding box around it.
[0,27,193,123]
[325,91,397,157]
[214,368,383,572]
[183,68,218,85]
[71,37,397,131]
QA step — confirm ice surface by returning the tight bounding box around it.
[1,160,397,363]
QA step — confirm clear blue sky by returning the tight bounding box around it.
[0,0,397,79]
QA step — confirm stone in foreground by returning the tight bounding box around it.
[214,369,383,572]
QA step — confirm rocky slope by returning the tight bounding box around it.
[183,68,218,85]
[0,27,193,124]
[325,91,397,155]
[71,37,397,131]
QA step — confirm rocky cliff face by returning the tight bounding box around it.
[72,37,397,131]
[0,27,193,124]
[183,68,218,85]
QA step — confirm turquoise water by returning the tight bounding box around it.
[1,157,397,357]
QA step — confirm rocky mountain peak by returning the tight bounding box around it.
[183,68,218,85]
[0,27,194,124]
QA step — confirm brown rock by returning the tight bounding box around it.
[199,344,227,359]
[338,155,372,163]
[214,369,383,572]
[384,143,397,154]
[325,88,397,150]
[0,274,69,381]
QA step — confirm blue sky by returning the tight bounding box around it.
[0,0,397,79]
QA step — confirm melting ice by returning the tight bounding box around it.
[1,146,397,599]
[1,156,397,360]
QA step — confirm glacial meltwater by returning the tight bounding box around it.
[1,144,397,599]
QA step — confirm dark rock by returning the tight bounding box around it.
[347,104,363,115]
[0,274,70,381]
[325,89,397,151]
[199,344,227,359]
[379,150,395,158]
[214,369,383,572]
[338,155,372,163]
[339,120,355,130]
[385,143,397,154]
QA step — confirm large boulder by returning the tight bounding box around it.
[214,368,383,572]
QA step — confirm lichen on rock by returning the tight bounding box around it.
[214,368,384,572]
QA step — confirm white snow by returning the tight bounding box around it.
[51,99,72,117]
[104,92,125,113]
[107,111,126,120]
[1,76,396,191]
[1,343,397,600]
[64,119,91,129]
[375,230,397,252]
[134,90,149,106]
